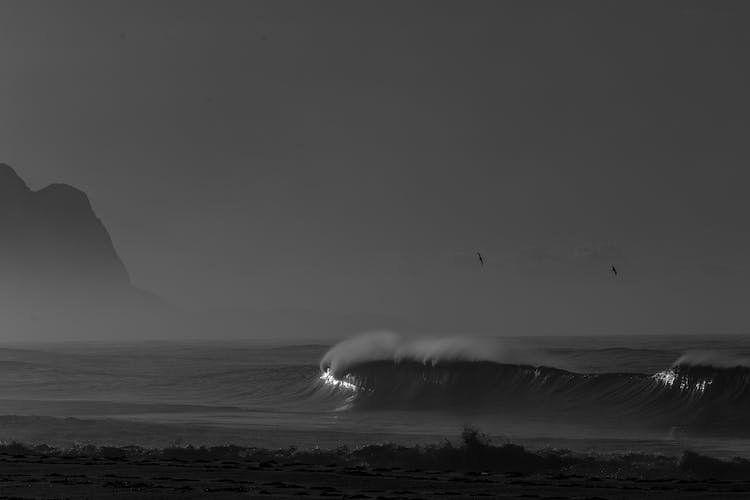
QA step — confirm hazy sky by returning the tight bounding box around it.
[2,1,749,335]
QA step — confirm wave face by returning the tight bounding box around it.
[317,333,750,433]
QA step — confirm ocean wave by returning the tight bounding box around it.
[316,334,750,432]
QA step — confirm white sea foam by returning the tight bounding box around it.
[319,368,358,391]
[652,367,714,394]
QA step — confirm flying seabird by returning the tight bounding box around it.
[611,265,618,276]
[477,252,484,267]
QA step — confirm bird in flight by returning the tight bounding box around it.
[611,265,618,276]
[477,252,484,267]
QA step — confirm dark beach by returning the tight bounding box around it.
[3,434,750,499]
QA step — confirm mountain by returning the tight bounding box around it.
[0,163,129,288]
[0,163,169,339]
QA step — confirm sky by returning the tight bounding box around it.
[1,1,749,335]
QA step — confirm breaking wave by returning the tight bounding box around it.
[320,331,565,376]
[316,333,750,433]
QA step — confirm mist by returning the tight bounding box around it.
[2,2,750,339]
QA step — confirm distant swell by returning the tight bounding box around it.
[316,333,750,433]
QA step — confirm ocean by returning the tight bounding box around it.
[2,332,750,459]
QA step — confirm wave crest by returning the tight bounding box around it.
[674,350,750,369]
[319,331,560,377]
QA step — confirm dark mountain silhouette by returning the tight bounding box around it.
[0,163,129,287]
[0,163,169,339]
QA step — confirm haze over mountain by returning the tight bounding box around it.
[0,163,406,340]
[0,163,170,339]
[3,3,750,338]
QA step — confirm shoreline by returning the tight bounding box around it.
[2,433,750,499]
